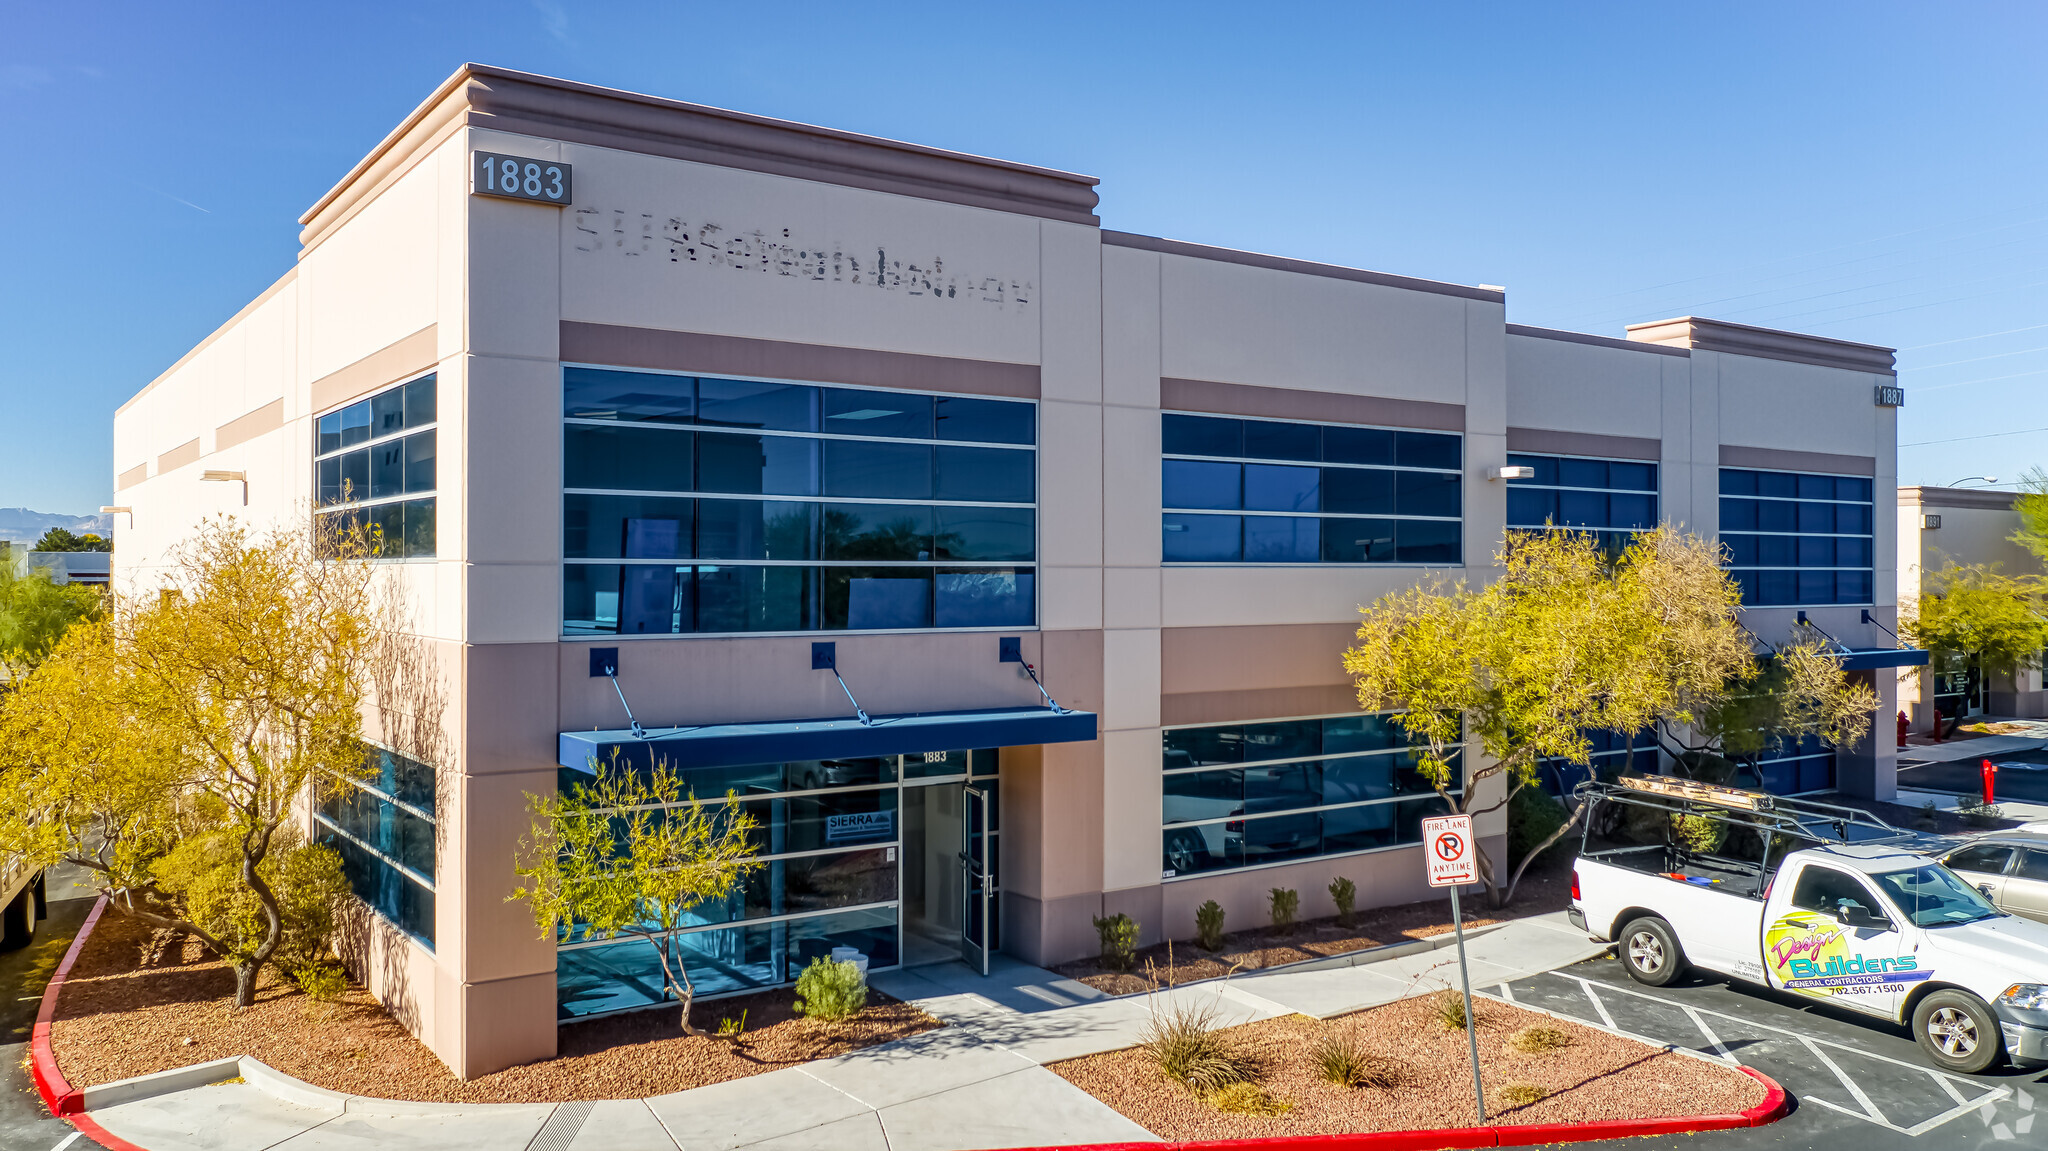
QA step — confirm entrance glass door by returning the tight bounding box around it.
[962,785,994,974]
[900,781,966,966]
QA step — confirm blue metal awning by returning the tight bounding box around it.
[1837,648,1930,670]
[559,706,1098,773]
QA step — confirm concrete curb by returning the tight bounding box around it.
[1001,1067,1788,1150]
[28,893,154,1151]
[1102,921,1513,1000]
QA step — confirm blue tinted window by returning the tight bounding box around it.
[1721,469,1756,496]
[1395,431,1460,470]
[1607,461,1655,491]
[698,500,815,561]
[1322,426,1395,465]
[696,565,815,632]
[1721,499,1758,531]
[566,426,694,491]
[1242,420,1320,461]
[1506,487,1557,526]
[1798,502,1836,533]
[1558,458,1608,488]
[564,494,696,559]
[1757,501,1796,532]
[1395,471,1459,518]
[1163,514,1241,561]
[1720,467,1872,606]
[1558,490,1607,528]
[822,503,932,561]
[565,367,694,423]
[933,569,1033,627]
[1162,414,1242,457]
[935,396,1034,444]
[1507,454,1557,486]
[700,433,819,496]
[1244,516,1320,562]
[1324,468,1395,514]
[1609,492,1654,529]
[1322,518,1398,563]
[1244,464,1319,512]
[828,569,932,629]
[1397,520,1460,563]
[823,440,930,499]
[698,379,818,431]
[1164,460,1242,509]
[824,388,932,439]
[318,413,342,454]
[934,506,1035,561]
[936,446,1033,502]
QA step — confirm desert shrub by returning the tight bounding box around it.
[1507,1024,1572,1053]
[1310,1029,1397,1088]
[1268,888,1299,931]
[152,820,348,981]
[1195,900,1226,951]
[292,963,347,1002]
[716,1009,748,1037]
[1956,794,2003,828]
[1509,783,1574,866]
[1498,1083,1550,1107]
[1328,877,1356,927]
[1093,912,1138,971]
[793,957,867,1021]
[1433,989,1480,1031]
[1207,1082,1292,1115]
[1140,996,1249,1093]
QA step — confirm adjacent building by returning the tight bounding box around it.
[1897,485,2047,724]
[111,64,1910,1077]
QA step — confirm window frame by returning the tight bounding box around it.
[1160,411,1464,568]
[1718,467,1875,608]
[312,373,439,563]
[560,363,1040,639]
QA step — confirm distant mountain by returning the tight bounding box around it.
[0,508,113,547]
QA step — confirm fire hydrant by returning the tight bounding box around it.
[1983,758,1998,807]
[1897,710,1910,749]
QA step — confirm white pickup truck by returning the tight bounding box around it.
[1570,776,2048,1074]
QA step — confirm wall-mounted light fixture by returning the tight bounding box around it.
[200,470,248,506]
[98,505,133,529]
[1488,466,1536,481]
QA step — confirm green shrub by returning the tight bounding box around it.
[1957,794,2004,828]
[716,1009,748,1037]
[1671,813,1726,854]
[1498,1083,1550,1107]
[152,820,348,981]
[1328,877,1357,928]
[1140,996,1249,1093]
[1207,1082,1292,1115]
[1310,1029,1396,1088]
[1433,989,1479,1031]
[1508,783,1574,866]
[292,963,347,1002]
[1195,900,1226,951]
[1268,888,1299,932]
[1092,912,1138,971]
[1507,1024,1571,1053]
[792,957,867,1021]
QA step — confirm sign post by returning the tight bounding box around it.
[1423,813,1485,1123]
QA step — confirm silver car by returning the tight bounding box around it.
[1939,834,2048,925]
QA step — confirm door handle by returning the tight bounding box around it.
[1979,884,1997,898]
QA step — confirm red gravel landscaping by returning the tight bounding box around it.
[50,910,940,1103]
[1058,864,1571,994]
[1051,992,1763,1139]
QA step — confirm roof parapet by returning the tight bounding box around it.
[1625,316,1896,375]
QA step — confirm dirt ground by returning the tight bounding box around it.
[1058,864,1572,994]
[50,911,940,1103]
[1051,992,1763,1139]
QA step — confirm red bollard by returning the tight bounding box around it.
[1983,758,1998,807]
[1897,710,1910,749]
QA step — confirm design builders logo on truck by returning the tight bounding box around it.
[1766,911,1931,990]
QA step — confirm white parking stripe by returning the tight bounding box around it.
[1567,975,1619,1030]
[1799,1035,1895,1129]
[1682,1004,1735,1061]
[1495,981,1516,1003]
[49,1133,81,1151]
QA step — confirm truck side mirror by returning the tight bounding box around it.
[1839,903,1892,931]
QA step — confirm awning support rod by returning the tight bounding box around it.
[1795,611,1850,655]
[813,643,872,727]
[607,671,649,740]
[1861,608,1903,646]
[1000,636,1069,714]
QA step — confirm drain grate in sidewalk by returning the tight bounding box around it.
[526,1099,596,1151]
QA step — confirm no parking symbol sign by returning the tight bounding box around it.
[1423,814,1476,887]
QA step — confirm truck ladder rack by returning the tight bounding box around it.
[1571,776,1910,845]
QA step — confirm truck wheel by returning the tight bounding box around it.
[1913,990,2004,1074]
[1617,917,1685,986]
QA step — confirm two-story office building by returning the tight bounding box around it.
[111,64,1908,1077]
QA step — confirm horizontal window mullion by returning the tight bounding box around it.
[1162,746,1435,774]
[565,558,1034,568]
[553,898,902,950]
[1162,508,1460,522]
[1162,837,1428,882]
[1508,484,1659,496]
[313,814,436,891]
[562,488,1035,510]
[1162,452,1458,475]
[1165,790,1466,829]
[329,776,436,825]
[314,421,441,463]
[562,416,1034,452]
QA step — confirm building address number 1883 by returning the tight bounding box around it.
[472,151,573,206]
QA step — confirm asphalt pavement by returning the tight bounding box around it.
[1902,753,2048,808]
[1507,955,2048,1151]
[2,865,106,1151]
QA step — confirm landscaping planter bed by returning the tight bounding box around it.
[49,911,940,1103]
[1058,865,1570,994]
[1050,992,1763,1139]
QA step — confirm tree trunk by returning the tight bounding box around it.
[233,961,259,1008]
[1501,800,1587,906]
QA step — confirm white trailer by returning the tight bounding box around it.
[1570,776,2048,1074]
[0,855,44,950]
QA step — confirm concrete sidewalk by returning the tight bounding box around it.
[79,912,1609,1151]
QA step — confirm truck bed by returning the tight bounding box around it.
[1582,844,1770,900]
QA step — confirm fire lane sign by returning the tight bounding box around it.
[1423,814,1476,887]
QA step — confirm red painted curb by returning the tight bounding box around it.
[1007,1066,1788,1151]
[28,894,155,1151]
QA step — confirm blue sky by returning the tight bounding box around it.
[4,1,2045,515]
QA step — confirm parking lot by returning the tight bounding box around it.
[1498,955,2047,1150]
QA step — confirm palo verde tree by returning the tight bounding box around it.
[513,756,763,1034]
[0,518,389,1005]
[1344,527,1876,907]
